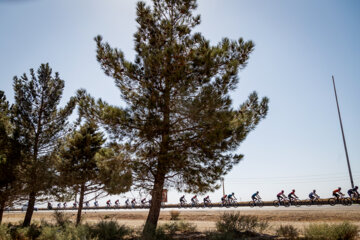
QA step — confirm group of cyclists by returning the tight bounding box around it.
[47,186,358,209]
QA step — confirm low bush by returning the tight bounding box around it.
[169,211,180,221]
[276,225,299,240]
[0,225,10,240]
[304,222,358,240]
[160,221,197,235]
[90,220,132,240]
[52,211,71,228]
[216,212,269,235]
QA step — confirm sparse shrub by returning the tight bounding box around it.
[216,212,268,235]
[0,225,10,240]
[103,215,111,220]
[153,226,173,240]
[90,220,132,240]
[170,211,180,221]
[276,225,299,240]
[53,210,71,227]
[160,221,197,235]
[38,224,93,240]
[304,222,358,240]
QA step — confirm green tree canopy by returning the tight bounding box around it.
[57,122,132,225]
[12,63,76,226]
[78,0,269,237]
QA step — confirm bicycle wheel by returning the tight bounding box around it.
[294,200,301,207]
[283,200,290,207]
[249,201,255,208]
[258,201,264,208]
[273,200,280,207]
[328,198,336,206]
[342,198,352,206]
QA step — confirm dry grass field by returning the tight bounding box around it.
[3,205,360,235]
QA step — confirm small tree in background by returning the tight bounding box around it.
[12,63,76,226]
[57,122,132,225]
[79,0,269,237]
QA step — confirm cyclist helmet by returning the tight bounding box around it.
[292,189,295,192]
[232,192,234,195]
[338,187,341,190]
[256,191,259,194]
[313,189,316,193]
[355,186,358,189]
[281,190,284,193]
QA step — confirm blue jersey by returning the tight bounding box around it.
[228,194,233,198]
[252,193,258,198]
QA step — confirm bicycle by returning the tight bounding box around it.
[203,200,212,208]
[249,198,264,208]
[289,197,301,207]
[226,198,238,208]
[178,200,188,208]
[328,195,351,206]
[273,198,290,207]
[190,199,200,208]
[305,197,321,207]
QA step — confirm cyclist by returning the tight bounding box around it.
[125,199,130,207]
[131,198,136,207]
[85,201,90,207]
[288,189,298,203]
[57,203,61,209]
[94,200,99,207]
[191,195,198,205]
[63,202,67,208]
[221,194,227,205]
[203,195,210,204]
[348,186,359,199]
[106,199,111,207]
[180,195,186,205]
[309,190,320,201]
[251,191,260,203]
[115,199,120,207]
[277,190,286,202]
[141,198,147,206]
[333,187,344,200]
[47,202,53,210]
[73,202,77,208]
[227,192,236,203]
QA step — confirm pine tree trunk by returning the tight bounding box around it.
[142,173,165,239]
[23,191,36,227]
[76,183,85,226]
[0,199,5,224]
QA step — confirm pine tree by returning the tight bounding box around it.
[12,63,76,226]
[87,0,269,237]
[0,91,22,224]
[57,122,132,225]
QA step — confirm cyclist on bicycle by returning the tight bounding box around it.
[288,189,298,203]
[85,201,90,207]
[333,187,344,199]
[131,198,136,207]
[94,200,99,207]
[221,194,227,204]
[277,190,286,202]
[180,195,186,204]
[309,190,320,201]
[73,202,77,208]
[63,202,67,208]
[251,191,260,203]
[191,195,198,205]
[106,199,111,207]
[348,186,359,198]
[125,199,130,206]
[115,199,120,206]
[47,202,53,210]
[227,192,236,203]
[57,203,61,209]
[141,198,147,205]
[203,195,210,204]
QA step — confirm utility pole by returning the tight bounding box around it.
[332,76,354,188]
[221,178,225,196]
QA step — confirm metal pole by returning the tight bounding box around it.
[221,178,225,196]
[332,76,354,188]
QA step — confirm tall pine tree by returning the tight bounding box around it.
[83,0,269,237]
[12,63,76,226]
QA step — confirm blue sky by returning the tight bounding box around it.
[0,0,359,205]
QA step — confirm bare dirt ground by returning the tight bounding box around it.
[3,206,360,235]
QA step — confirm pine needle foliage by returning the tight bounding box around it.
[79,0,269,236]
